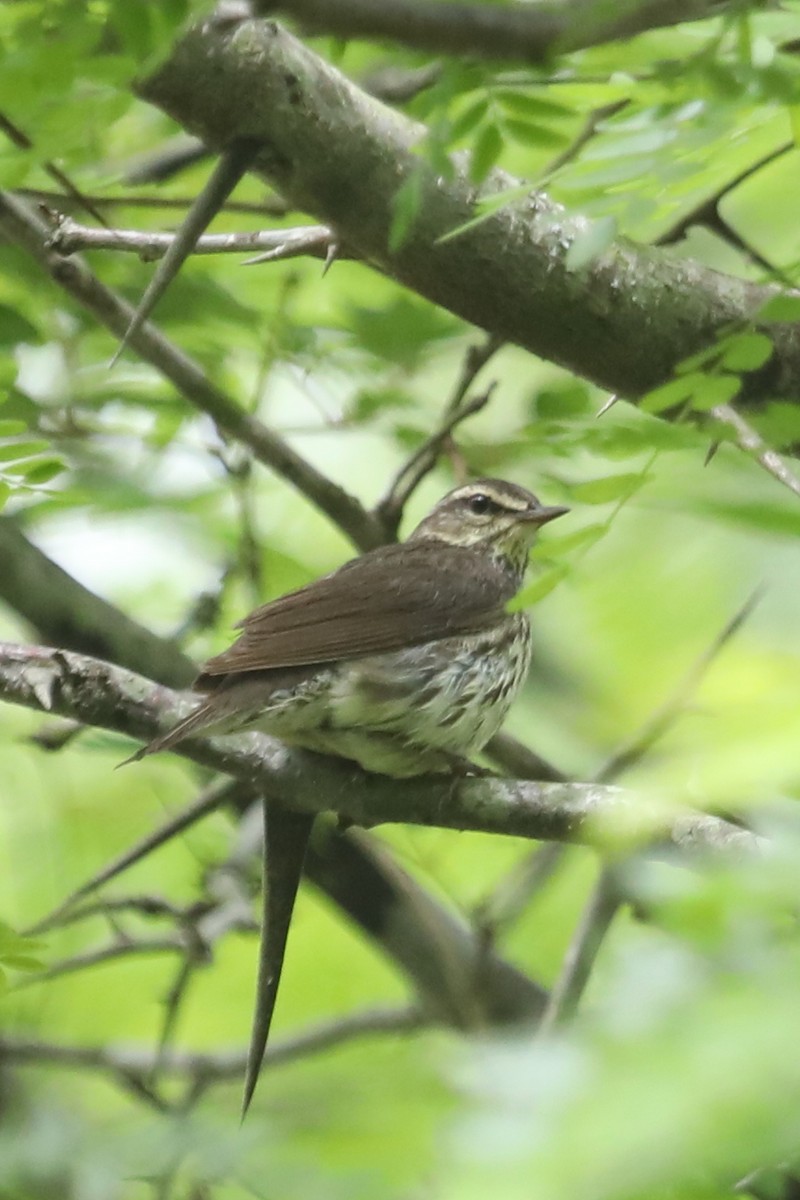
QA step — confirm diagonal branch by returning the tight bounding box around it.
[139,16,800,403]
[0,190,383,553]
[538,865,623,1030]
[376,334,501,536]
[111,140,260,361]
[0,516,195,687]
[711,404,800,500]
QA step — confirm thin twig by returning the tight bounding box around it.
[17,186,288,217]
[25,936,185,984]
[112,140,260,362]
[48,214,340,264]
[150,956,199,1089]
[534,590,764,1024]
[538,865,622,1031]
[543,100,629,178]
[711,404,800,501]
[0,191,384,552]
[244,226,347,265]
[474,842,565,935]
[478,588,763,966]
[0,111,108,227]
[0,1005,424,1098]
[27,779,241,934]
[376,334,502,535]
[597,586,765,782]
[36,894,200,931]
[484,730,566,782]
[26,885,257,989]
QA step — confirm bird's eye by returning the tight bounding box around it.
[468,493,492,515]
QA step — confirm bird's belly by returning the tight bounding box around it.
[239,616,531,776]
[328,615,532,759]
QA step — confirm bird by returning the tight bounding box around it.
[130,478,568,775]
[128,477,568,1115]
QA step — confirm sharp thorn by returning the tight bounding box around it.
[241,801,314,1118]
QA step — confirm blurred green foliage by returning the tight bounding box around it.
[2,1,800,1197]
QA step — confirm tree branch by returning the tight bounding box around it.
[0,190,384,553]
[111,139,260,360]
[0,1006,424,1103]
[0,517,195,688]
[17,185,288,218]
[0,512,547,1027]
[538,865,623,1030]
[138,16,800,402]
[0,642,760,861]
[47,218,337,262]
[256,0,732,63]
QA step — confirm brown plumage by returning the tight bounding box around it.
[126,477,568,1117]
[129,479,568,771]
[199,541,518,677]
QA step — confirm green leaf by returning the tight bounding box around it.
[494,91,572,120]
[750,402,800,447]
[676,343,721,374]
[533,385,592,419]
[640,374,702,414]
[565,217,617,272]
[758,295,800,321]
[719,331,774,372]
[469,121,504,183]
[436,184,532,244]
[108,2,157,61]
[689,373,742,411]
[509,563,569,609]
[0,303,39,347]
[0,439,50,461]
[0,919,44,962]
[2,953,44,971]
[350,386,412,421]
[571,472,646,504]
[503,119,569,149]
[535,522,607,555]
[448,95,489,143]
[15,457,64,484]
[389,171,424,253]
[348,297,461,369]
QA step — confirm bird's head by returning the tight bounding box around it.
[410,478,568,577]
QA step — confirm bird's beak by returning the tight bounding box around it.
[528,504,569,526]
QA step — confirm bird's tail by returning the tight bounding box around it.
[118,701,217,767]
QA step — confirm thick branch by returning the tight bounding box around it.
[0,518,194,688]
[138,17,800,401]
[259,0,731,62]
[0,642,759,860]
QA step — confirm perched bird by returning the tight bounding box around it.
[129,477,567,1115]
[131,478,568,774]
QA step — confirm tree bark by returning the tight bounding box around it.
[138,15,800,402]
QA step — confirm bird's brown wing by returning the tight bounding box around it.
[196,541,516,683]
